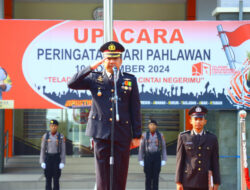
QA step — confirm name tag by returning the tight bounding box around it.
[185,142,193,145]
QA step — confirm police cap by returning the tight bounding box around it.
[100,41,125,58]
[50,119,59,126]
[188,105,208,118]
[148,119,158,126]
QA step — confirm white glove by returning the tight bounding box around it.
[161,160,166,166]
[139,161,144,167]
[41,163,46,169]
[59,163,65,169]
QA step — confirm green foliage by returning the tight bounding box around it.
[247,51,250,60]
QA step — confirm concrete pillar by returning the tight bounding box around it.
[0,0,3,19]
[196,0,217,20]
[0,0,5,174]
[0,110,5,173]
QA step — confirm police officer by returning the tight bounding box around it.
[175,105,220,190]
[138,119,167,190]
[68,41,142,190]
[40,119,66,190]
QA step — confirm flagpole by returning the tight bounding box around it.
[104,0,113,43]
[103,1,115,190]
[217,25,236,70]
[239,110,247,190]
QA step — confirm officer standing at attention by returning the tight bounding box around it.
[40,119,66,190]
[138,119,167,190]
[67,41,142,190]
[175,105,220,190]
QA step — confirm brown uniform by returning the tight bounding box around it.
[175,130,220,189]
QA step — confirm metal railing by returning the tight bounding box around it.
[4,130,9,164]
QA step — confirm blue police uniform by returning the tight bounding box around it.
[68,41,142,190]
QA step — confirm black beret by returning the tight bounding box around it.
[100,41,125,58]
[148,119,158,125]
[50,119,59,125]
[188,105,208,118]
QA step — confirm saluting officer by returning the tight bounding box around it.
[40,119,66,190]
[138,119,167,190]
[68,41,142,190]
[175,105,220,190]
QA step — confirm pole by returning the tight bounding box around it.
[239,0,243,21]
[110,67,120,190]
[110,93,115,190]
[217,25,236,70]
[103,1,114,189]
[0,110,5,173]
[0,0,4,19]
[239,110,247,190]
[237,111,241,190]
[103,0,113,43]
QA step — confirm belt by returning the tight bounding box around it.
[146,151,161,155]
[46,153,60,156]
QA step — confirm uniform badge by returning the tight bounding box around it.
[97,76,104,84]
[123,78,132,91]
[97,87,102,96]
[124,78,131,81]
[108,43,116,51]
[195,106,202,112]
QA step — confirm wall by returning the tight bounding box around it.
[205,110,250,190]
[14,2,185,20]
[196,0,217,20]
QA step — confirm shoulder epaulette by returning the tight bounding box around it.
[180,130,191,135]
[205,130,216,136]
[123,72,135,77]
[92,71,102,74]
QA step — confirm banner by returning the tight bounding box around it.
[0,20,250,109]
